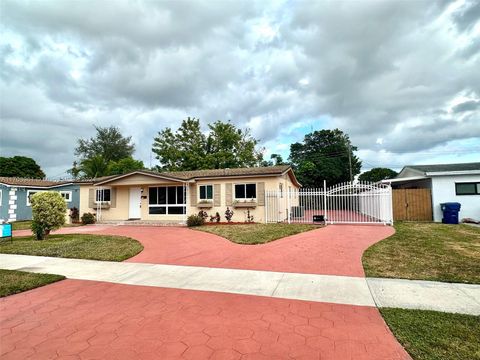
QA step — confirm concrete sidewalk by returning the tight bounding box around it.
[1,254,479,315]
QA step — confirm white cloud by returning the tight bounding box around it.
[0,0,479,177]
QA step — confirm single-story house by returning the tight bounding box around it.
[0,177,80,222]
[79,165,300,224]
[384,162,480,222]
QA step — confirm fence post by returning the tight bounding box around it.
[323,180,327,225]
[287,188,291,224]
[265,190,268,224]
[388,184,394,225]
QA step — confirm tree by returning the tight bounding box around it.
[270,154,286,165]
[153,117,207,171]
[30,192,66,240]
[67,161,81,179]
[75,126,134,163]
[73,125,143,178]
[205,121,263,169]
[106,157,145,175]
[261,153,287,167]
[0,156,45,179]
[289,129,362,187]
[359,168,398,183]
[79,155,109,178]
[152,118,264,171]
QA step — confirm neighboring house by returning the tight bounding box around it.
[0,177,80,222]
[79,165,301,224]
[385,162,480,222]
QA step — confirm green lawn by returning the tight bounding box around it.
[11,220,83,231]
[363,222,480,284]
[0,234,143,261]
[381,308,480,360]
[0,269,65,298]
[197,223,320,245]
[11,220,33,231]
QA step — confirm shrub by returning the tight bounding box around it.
[198,210,208,221]
[69,207,80,223]
[81,213,96,225]
[210,212,221,222]
[30,192,67,240]
[187,214,205,227]
[225,207,234,222]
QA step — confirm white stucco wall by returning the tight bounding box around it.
[431,175,480,222]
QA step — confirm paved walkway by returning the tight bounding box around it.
[1,279,410,360]
[0,254,374,307]
[2,254,479,315]
[1,225,413,359]
[15,224,394,277]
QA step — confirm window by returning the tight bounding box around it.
[235,183,256,200]
[455,182,480,195]
[149,186,186,215]
[60,191,72,202]
[95,189,111,203]
[199,185,213,200]
[26,190,42,206]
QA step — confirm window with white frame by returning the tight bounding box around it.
[26,190,43,206]
[95,189,111,203]
[199,185,213,200]
[234,183,256,200]
[149,186,186,215]
[59,191,72,202]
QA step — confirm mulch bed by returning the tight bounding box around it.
[203,222,257,226]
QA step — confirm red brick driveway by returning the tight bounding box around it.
[2,225,409,359]
[104,224,394,277]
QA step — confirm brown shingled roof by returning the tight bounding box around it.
[93,165,300,186]
[161,165,292,180]
[0,177,72,188]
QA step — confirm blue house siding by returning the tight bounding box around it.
[2,184,80,221]
[0,184,9,221]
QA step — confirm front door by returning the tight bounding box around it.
[129,187,142,219]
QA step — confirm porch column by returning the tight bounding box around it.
[184,182,188,224]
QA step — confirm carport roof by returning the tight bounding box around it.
[405,162,480,173]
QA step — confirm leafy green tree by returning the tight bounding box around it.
[289,129,362,187]
[30,192,66,240]
[0,156,45,179]
[67,161,81,179]
[153,117,207,171]
[152,118,264,171]
[205,121,263,169]
[79,155,109,178]
[359,167,398,182]
[261,153,287,166]
[107,157,145,175]
[75,126,134,163]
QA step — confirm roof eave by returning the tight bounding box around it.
[425,170,480,176]
[93,170,188,186]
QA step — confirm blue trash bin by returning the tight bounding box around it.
[440,202,461,224]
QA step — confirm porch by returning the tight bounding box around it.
[83,172,191,223]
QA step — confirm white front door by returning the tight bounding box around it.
[129,187,142,219]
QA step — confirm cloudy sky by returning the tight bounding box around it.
[1,0,479,178]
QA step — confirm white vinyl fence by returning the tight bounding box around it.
[265,181,393,225]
